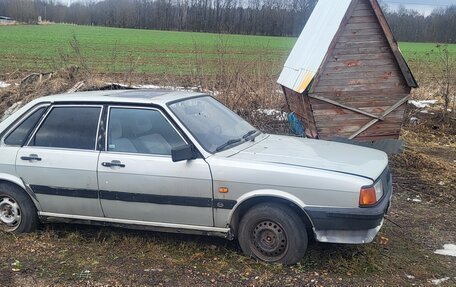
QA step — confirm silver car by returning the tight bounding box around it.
[0,90,392,265]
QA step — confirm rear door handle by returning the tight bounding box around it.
[20,154,42,161]
[101,160,125,168]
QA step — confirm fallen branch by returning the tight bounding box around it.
[67,81,85,93]
[21,72,53,86]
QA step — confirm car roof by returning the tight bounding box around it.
[36,89,208,105]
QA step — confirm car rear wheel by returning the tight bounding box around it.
[0,184,38,234]
[238,202,308,265]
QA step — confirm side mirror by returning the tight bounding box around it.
[171,144,196,162]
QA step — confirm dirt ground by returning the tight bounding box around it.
[0,71,455,286]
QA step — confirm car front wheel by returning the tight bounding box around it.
[238,202,308,265]
[0,184,38,234]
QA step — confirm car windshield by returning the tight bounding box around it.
[169,96,259,153]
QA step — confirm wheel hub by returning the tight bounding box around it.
[252,220,287,259]
[0,197,21,230]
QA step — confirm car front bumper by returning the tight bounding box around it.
[305,168,392,244]
[313,219,384,244]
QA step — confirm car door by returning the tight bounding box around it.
[98,106,213,227]
[1,104,48,181]
[16,105,104,217]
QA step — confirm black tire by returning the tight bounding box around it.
[238,202,308,265]
[0,183,38,234]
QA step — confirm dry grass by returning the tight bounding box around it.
[407,53,456,121]
[0,66,107,116]
[0,34,290,134]
[182,35,288,132]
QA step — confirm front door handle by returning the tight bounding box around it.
[101,160,125,168]
[20,154,42,161]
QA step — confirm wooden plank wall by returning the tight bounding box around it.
[311,0,410,141]
[283,87,318,138]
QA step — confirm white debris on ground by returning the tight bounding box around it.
[133,84,162,89]
[431,277,450,285]
[435,244,456,257]
[78,270,91,279]
[406,274,415,279]
[11,260,22,272]
[106,82,219,95]
[134,84,200,91]
[0,81,10,88]
[256,108,287,121]
[1,101,23,122]
[108,82,229,97]
[204,89,221,96]
[144,268,163,272]
[409,100,438,109]
[420,110,435,115]
[105,82,236,98]
[406,100,438,121]
[407,195,422,203]
[410,117,419,124]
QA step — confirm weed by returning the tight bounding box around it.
[434,44,455,120]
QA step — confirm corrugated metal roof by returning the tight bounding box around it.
[277,0,352,93]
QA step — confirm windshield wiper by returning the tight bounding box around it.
[215,130,259,152]
[216,138,242,152]
[242,129,259,141]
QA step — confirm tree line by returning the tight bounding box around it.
[0,0,317,36]
[383,5,456,44]
[0,0,455,43]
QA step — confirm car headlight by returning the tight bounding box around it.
[359,180,383,207]
[374,180,384,201]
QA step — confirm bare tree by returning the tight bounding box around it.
[0,0,454,42]
[435,44,455,120]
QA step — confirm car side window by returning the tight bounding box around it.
[4,107,47,146]
[107,107,186,155]
[30,106,101,150]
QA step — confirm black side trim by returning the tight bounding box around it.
[213,199,237,210]
[100,190,211,207]
[31,185,236,210]
[31,185,98,199]
[101,191,237,210]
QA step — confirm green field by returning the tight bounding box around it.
[399,42,456,62]
[0,24,294,75]
[0,24,454,75]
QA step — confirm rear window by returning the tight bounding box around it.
[4,107,47,146]
[30,106,101,150]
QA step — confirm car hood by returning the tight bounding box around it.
[229,135,388,181]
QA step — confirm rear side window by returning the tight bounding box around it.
[31,106,101,150]
[4,107,47,146]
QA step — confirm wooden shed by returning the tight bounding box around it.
[278,0,417,142]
